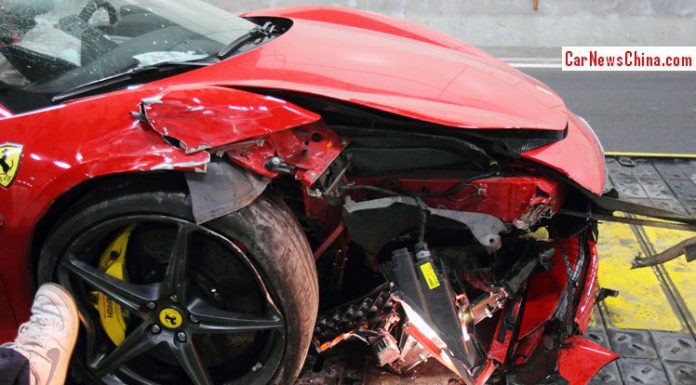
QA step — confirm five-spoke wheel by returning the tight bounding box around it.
[38,186,318,385]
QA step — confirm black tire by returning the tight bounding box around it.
[38,187,318,385]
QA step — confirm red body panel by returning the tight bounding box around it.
[489,296,524,364]
[513,327,546,365]
[575,239,600,333]
[142,86,321,153]
[519,236,582,339]
[515,233,600,366]
[242,6,507,66]
[227,122,347,186]
[522,113,606,195]
[558,336,618,385]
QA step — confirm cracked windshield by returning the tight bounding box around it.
[0,0,254,110]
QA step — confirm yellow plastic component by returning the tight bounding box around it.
[96,225,135,346]
[596,221,682,331]
[419,262,440,290]
[522,227,550,241]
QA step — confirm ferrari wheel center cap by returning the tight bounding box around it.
[159,307,184,329]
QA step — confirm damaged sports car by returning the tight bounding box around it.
[2,1,696,385]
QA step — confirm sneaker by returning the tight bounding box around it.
[3,283,79,385]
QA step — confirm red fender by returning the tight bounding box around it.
[0,88,208,324]
[522,112,606,195]
[140,85,321,153]
[0,84,323,325]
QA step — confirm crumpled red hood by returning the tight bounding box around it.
[160,8,605,194]
[175,13,569,131]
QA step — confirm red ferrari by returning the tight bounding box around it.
[3,1,691,385]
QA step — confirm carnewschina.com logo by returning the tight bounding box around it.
[563,47,696,71]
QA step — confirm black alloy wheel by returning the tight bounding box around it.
[38,187,318,385]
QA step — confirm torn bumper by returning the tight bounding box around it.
[558,336,618,385]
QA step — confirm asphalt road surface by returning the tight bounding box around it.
[520,69,696,154]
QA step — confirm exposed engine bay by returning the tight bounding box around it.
[291,145,595,384]
[182,93,605,384]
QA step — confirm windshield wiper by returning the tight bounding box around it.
[52,59,215,103]
[218,22,275,59]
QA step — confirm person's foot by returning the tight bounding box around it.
[5,283,79,385]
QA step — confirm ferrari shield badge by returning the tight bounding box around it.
[0,143,22,188]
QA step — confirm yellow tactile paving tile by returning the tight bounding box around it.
[641,226,696,328]
[596,221,683,331]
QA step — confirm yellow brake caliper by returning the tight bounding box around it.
[93,225,135,346]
